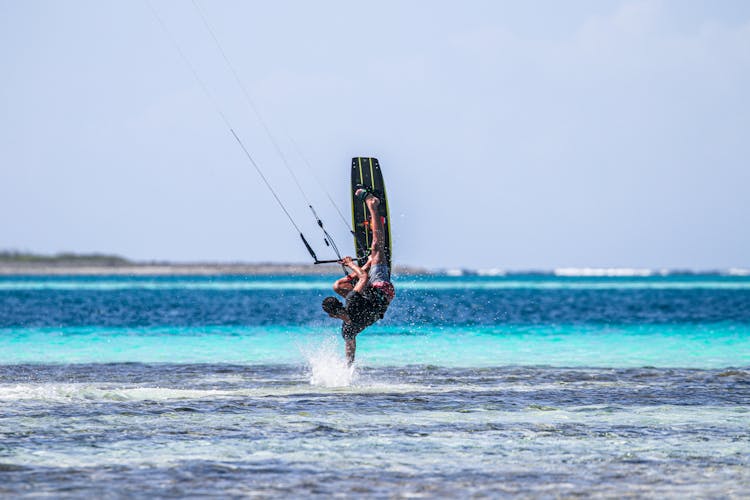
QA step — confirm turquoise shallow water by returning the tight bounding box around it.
[1,323,748,368]
[1,274,748,497]
[2,274,749,368]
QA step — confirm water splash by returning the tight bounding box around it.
[301,336,357,387]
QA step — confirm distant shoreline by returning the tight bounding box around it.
[0,261,430,276]
[0,251,431,276]
[0,252,747,277]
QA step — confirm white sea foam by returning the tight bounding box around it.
[300,336,358,388]
[445,268,467,277]
[554,267,654,277]
[477,268,507,276]
[0,383,236,402]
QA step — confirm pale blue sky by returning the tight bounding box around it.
[1,1,748,269]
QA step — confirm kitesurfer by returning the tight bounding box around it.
[321,188,395,365]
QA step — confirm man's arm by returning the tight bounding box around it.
[362,257,373,272]
[333,271,358,297]
[341,257,368,293]
[345,338,356,366]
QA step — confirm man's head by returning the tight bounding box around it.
[322,296,345,317]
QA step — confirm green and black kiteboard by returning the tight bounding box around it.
[351,157,392,269]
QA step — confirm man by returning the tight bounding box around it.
[321,187,395,365]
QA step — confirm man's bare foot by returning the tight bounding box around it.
[355,188,380,208]
[367,195,380,209]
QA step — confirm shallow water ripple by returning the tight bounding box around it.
[1,364,748,497]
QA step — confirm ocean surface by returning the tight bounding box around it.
[1,274,749,497]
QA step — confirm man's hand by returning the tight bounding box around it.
[341,256,355,267]
[341,256,372,270]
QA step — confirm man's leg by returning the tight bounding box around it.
[364,194,385,265]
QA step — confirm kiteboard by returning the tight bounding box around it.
[351,157,392,269]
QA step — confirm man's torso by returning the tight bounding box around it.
[341,288,390,340]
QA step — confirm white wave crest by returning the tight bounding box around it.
[554,268,654,277]
[0,383,234,402]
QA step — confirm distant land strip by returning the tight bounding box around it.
[1,252,747,277]
[0,251,429,276]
